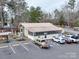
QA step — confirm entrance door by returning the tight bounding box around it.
[44,33,47,38]
[45,35,47,38]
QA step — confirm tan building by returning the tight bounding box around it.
[19,23,64,40]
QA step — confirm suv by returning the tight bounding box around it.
[70,35,79,43]
[33,39,50,49]
[65,34,79,43]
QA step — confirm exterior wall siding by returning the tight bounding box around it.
[22,29,62,40]
[19,24,63,40]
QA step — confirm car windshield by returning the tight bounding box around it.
[41,40,45,42]
[55,37,59,39]
[61,39,64,40]
[71,35,75,38]
[71,36,79,39]
[74,36,79,39]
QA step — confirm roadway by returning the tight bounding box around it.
[64,27,79,34]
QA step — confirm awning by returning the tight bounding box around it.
[0,32,12,36]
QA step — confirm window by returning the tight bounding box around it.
[4,23,7,26]
[28,30,61,36]
[47,31,60,34]
[33,31,61,36]
[36,39,40,42]
[71,35,75,38]
[45,35,47,38]
[28,31,33,36]
[34,32,44,36]
[41,40,45,42]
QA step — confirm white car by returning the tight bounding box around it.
[52,35,65,44]
[70,35,79,43]
[65,34,79,43]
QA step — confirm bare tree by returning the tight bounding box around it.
[7,0,28,25]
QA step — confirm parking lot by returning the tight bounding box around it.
[0,40,79,59]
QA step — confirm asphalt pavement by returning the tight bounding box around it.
[0,40,79,59]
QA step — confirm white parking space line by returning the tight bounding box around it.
[0,44,19,49]
[23,43,29,45]
[33,44,40,49]
[55,43,60,46]
[26,41,40,49]
[52,42,61,48]
[8,44,16,54]
[0,46,8,49]
[50,45,53,47]
[52,42,56,46]
[19,43,29,52]
[13,44,19,47]
[0,42,29,49]
[31,42,40,49]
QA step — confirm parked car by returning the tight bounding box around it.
[52,35,65,44]
[70,35,79,43]
[73,27,79,31]
[65,34,79,43]
[64,34,74,43]
[33,39,50,49]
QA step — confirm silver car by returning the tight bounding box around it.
[34,39,50,49]
[52,35,65,44]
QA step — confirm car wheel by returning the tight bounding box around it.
[40,45,43,48]
[52,39,54,42]
[72,40,74,42]
[57,41,60,43]
[33,41,36,44]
